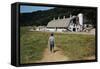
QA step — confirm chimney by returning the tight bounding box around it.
[63,16,65,19]
[70,14,72,18]
[58,16,60,19]
[53,17,55,20]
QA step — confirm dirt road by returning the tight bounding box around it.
[37,47,69,62]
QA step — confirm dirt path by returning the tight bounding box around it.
[35,46,95,63]
[37,47,69,62]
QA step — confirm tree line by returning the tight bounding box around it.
[20,6,97,27]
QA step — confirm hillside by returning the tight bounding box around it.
[20,7,97,27]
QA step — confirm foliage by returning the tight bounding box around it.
[20,7,97,27]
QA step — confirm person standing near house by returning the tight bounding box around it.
[48,33,55,53]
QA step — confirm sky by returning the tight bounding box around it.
[20,5,54,13]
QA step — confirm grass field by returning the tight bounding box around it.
[20,27,95,64]
[20,27,49,64]
[55,33,95,60]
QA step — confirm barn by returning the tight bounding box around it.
[47,13,83,32]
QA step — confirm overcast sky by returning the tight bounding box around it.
[20,5,54,13]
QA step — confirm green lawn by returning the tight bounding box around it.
[20,27,95,64]
[55,33,95,60]
[20,27,49,64]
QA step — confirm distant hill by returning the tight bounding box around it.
[20,7,97,27]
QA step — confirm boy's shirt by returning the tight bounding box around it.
[49,36,55,45]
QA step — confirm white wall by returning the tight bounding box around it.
[56,29,66,32]
[0,0,99,69]
[46,28,66,32]
[46,28,56,32]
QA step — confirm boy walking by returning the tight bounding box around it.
[48,33,55,53]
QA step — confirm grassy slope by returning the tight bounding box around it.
[20,27,95,64]
[20,27,49,64]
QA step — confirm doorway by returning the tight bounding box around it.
[73,28,76,32]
